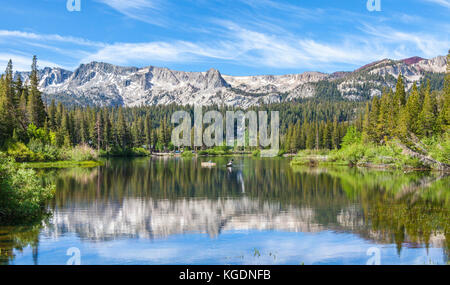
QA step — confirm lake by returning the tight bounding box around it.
[1,157,449,265]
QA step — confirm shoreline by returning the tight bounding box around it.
[290,155,450,173]
[14,154,449,173]
[19,160,104,169]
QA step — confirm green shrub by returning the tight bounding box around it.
[99,146,150,157]
[198,146,232,156]
[341,126,362,148]
[181,150,194,158]
[329,143,366,165]
[26,123,50,145]
[277,149,286,157]
[27,139,62,161]
[6,141,43,162]
[131,147,151,156]
[65,144,98,161]
[0,153,55,225]
[401,157,426,169]
[252,149,261,157]
[425,134,450,165]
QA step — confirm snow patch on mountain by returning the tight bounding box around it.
[14,55,447,107]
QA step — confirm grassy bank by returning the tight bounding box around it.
[291,126,449,171]
[20,160,103,169]
[291,139,449,171]
[3,140,151,168]
[4,141,99,162]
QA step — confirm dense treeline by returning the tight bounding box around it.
[283,115,350,152]
[362,68,449,145]
[287,52,450,157]
[291,52,450,169]
[0,56,363,161]
[0,54,448,163]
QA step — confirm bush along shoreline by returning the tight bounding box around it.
[291,127,450,171]
[4,136,103,168]
[0,153,55,225]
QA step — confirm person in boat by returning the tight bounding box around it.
[226,159,234,167]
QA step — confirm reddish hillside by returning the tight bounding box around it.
[401,56,425,65]
[354,59,389,73]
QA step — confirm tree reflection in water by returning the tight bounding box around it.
[1,157,448,264]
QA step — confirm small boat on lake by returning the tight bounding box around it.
[226,159,234,168]
[201,161,216,167]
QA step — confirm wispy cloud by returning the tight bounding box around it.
[96,0,167,26]
[0,30,101,71]
[82,21,448,72]
[0,30,104,47]
[0,53,62,71]
[422,0,450,8]
[2,20,448,74]
[360,24,450,58]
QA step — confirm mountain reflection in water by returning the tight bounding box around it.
[1,157,448,265]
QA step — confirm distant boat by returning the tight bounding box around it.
[226,159,234,168]
[201,161,216,167]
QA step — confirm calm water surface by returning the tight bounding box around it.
[1,157,449,265]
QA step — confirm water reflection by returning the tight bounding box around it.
[1,157,448,264]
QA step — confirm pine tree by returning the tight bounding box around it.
[405,83,421,135]
[397,106,409,140]
[2,60,20,136]
[157,119,166,150]
[14,75,23,106]
[27,56,46,127]
[294,122,302,150]
[315,122,320,150]
[59,110,71,147]
[88,111,97,147]
[115,107,130,149]
[377,91,391,142]
[131,116,144,147]
[152,129,158,151]
[305,123,314,150]
[94,111,104,151]
[367,96,380,143]
[163,117,171,146]
[362,102,371,143]
[438,50,450,132]
[103,108,112,150]
[144,113,152,150]
[419,88,438,137]
[290,124,298,152]
[332,117,339,149]
[394,73,406,106]
[47,100,57,130]
[0,77,8,144]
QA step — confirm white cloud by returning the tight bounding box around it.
[360,24,450,58]
[82,23,440,71]
[0,30,102,71]
[422,0,450,8]
[96,0,166,26]
[0,30,104,47]
[1,18,448,74]
[0,53,63,71]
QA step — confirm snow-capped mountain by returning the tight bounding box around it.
[15,55,447,107]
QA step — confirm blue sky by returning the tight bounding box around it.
[0,0,449,75]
